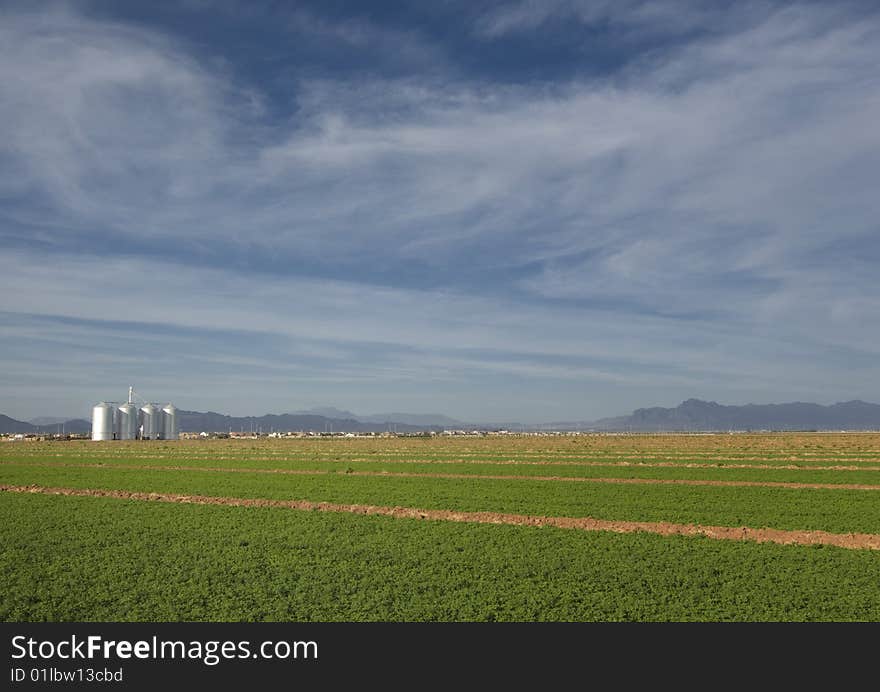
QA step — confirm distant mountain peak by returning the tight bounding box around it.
[679,398,719,408]
[292,407,360,420]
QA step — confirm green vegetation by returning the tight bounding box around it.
[1,462,880,533]
[2,492,879,622]
[2,434,880,621]
[7,452,880,484]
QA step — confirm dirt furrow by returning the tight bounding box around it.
[2,483,879,550]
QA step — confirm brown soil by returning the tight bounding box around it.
[8,461,880,491]
[3,483,879,550]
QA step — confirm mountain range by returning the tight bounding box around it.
[584,398,880,431]
[291,407,465,428]
[0,408,468,435]
[2,399,879,434]
[175,410,452,434]
[0,414,91,435]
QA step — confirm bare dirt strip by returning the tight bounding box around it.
[2,483,879,550]
[7,461,880,491]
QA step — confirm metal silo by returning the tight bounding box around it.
[162,404,178,441]
[91,403,115,441]
[117,403,138,440]
[140,404,160,440]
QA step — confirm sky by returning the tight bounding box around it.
[1,0,879,423]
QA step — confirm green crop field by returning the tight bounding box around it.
[2,433,880,621]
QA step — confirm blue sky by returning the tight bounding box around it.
[1,0,879,422]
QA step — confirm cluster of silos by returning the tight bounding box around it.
[139,403,178,441]
[91,394,178,441]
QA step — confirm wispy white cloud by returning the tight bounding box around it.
[472,0,756,39]
[2,249,877,420]
[0,6,259,237]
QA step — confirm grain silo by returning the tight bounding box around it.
[140,404,161,440]
[117,402,138,440]
[91,403,115,441]
[162,404,179,441]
